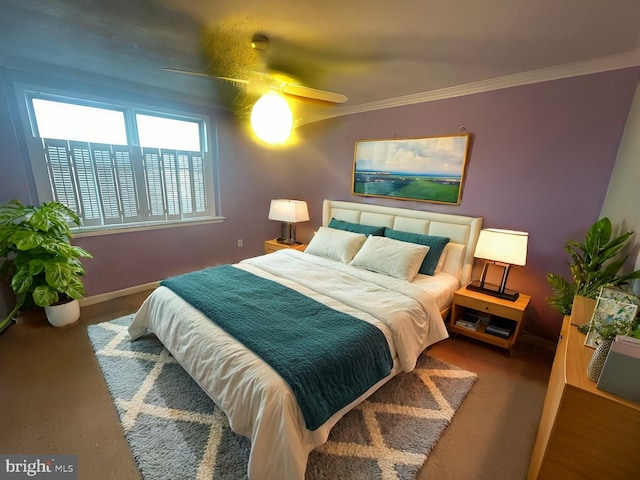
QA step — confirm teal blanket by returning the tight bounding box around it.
[161,265,393,431]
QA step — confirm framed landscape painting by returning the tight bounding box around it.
[352,133,471,205]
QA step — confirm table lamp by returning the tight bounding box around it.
[467,228,528,301]
[268,199,309,245]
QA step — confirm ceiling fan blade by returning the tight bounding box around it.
[163,68,250,85]
[215,75,250,85]
[165,67,346,105]
[163,67,212,79]
[281,83,347,104]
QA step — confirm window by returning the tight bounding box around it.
[32,99,127,144]
[18,89,217,232]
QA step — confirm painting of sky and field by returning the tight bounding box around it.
[353,133,470,204]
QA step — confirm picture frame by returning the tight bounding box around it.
[598,285,640,305]
[352,133,471,205]
[584,287,640,348]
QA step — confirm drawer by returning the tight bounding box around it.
[453,293,522,320]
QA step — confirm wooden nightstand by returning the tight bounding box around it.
[264,238,307,254]
[450,285,531,355]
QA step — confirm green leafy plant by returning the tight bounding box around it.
[547,217,640,315]
[0,200,92,329]
[595,317,640,341]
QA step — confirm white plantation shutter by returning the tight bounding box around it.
[177,152,193,217]
[177,152,208,218]
[191,153,207,215]
[41,139,210,228]
[90,143,121,224]
[161,150,181,220]
[44,139,79,214]
[142,148,166,220]
[113,146,142,222]
[69,141,101,226]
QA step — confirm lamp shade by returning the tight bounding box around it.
[474,228,528,266]
[268,199,309,223]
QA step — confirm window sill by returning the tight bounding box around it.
[72,216,225,238]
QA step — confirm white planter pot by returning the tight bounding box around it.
[45,299,80,327]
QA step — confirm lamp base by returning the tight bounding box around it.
[277,221,301,245]
[467,280,520,301]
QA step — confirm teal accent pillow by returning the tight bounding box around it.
[383,228,450,276]
[328,218,385,237]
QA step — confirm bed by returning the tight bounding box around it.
[128,199,482,480]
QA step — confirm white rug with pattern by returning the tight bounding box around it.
[88,316,476,480]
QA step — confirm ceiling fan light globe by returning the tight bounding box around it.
[250,92,294,144]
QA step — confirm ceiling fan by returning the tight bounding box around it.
[164,33,348,106]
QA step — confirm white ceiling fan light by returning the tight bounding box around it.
[250,91,294,144]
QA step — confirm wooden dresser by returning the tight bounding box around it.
[527,296,640,479]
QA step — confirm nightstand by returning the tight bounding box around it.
[264,238,307,254]
[450,285,531,355]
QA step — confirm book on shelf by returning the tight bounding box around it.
[485,317,514,338]
[486,325,510,338]
[456,312,486,331]
[456,320,479,330]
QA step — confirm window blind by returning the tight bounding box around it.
[43,138,209,228]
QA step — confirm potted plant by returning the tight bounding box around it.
[0,200,92,329]
[546,217,640,315]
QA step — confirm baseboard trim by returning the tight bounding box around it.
[519,330,558,352]
[80,281,159,307]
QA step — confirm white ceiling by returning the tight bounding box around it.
[1,0,639,124]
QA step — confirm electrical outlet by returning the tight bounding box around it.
[237,239,243,247]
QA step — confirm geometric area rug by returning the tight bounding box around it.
[87,316,477,480]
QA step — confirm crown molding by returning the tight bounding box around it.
[304,48,640,124]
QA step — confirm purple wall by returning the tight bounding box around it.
[284,68,640,340]
[1,66,639,342]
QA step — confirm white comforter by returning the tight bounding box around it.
[128,250,449,480]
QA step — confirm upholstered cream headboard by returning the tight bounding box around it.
[322,200,483,285]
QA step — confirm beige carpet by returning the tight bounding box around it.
[0,293,554,480]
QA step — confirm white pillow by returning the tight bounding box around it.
[350,236,430,281]
[440,243,465,278]
[305,227,367,263]
[434,243,450,273]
